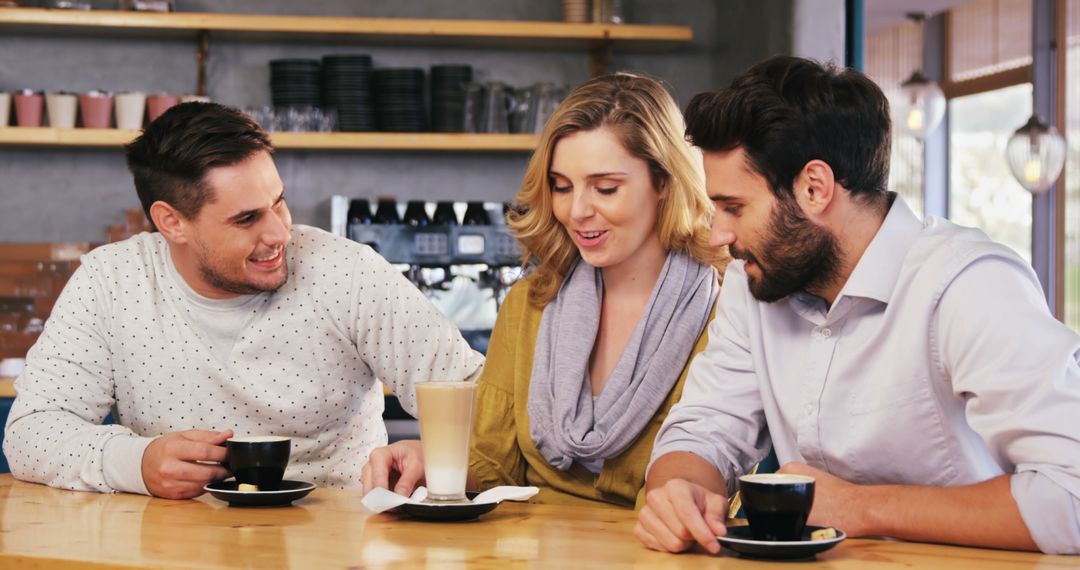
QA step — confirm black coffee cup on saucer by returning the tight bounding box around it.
[738,473,815,541]
[226,436,291,491]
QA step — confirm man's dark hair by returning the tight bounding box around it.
[124,102,273,231]
[685,55,891,205]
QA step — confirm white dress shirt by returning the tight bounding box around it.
[4,225,484,495]
[650,196,1080,554]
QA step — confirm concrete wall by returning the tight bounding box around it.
[0,0,822,242]
[792,0,846,63]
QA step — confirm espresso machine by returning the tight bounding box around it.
[345,198,523,353]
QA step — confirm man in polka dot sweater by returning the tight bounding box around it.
[3,103,484,499]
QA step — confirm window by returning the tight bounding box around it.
[1064,1,1080,328]
[866,20,925,214]
[948,84,1034,261]
[942,0,1034,261]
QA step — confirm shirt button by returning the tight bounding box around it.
[804,403,814,416]
[821,328,832,338]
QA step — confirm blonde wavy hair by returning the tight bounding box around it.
[509,72,729,307]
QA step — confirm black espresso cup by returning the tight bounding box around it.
[738,473,815,541]
[226,436,291,491]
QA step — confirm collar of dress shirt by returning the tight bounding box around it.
[785,193,923,324]
[833,192,923,305]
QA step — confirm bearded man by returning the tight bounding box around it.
[635,55,1080,555]
[4,103,483,499]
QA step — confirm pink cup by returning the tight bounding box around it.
[13,90,44,127]
[79,91,114,128]
[146,93,180,123]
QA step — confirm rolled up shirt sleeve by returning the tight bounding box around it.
[648,263,770,496]
[939,254,1080,554]
[1012,471,1080,554]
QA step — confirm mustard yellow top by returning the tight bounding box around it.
[469,275,716,510]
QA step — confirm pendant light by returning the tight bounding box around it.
[1005,114,1066,195]
[895,13,946,140]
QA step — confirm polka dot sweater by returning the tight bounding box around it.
[3,225,484,495]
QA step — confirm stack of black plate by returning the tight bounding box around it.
[270,59,321,108]
[322,54,375,132]
[374,68,426,132]
[430,64,473,132]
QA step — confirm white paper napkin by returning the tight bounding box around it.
[361,485,539,514]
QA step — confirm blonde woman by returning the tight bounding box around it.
[362,72,728,508]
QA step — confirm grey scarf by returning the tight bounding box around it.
[527,251,718,471]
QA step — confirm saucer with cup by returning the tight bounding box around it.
[397,491,499,521]
[203,435,316,507]
[716,473,846,560]
[362,485,539,521]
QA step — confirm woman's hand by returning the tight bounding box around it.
[360,439,426,496]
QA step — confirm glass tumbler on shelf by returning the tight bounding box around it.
[45,0,91,9]
[243,106,275,132]
[119,0,175,11]
[592,0,625,23]
[480,82,515,134]
[512,82,562,134]
[463,83,484,133]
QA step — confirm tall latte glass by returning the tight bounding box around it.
[415,381,477,502]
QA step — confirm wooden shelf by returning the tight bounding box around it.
[0,127,136,148]
[272,132,538,151]
[0,9,687,149]
[0,8,692,49]
[0,128,539,152]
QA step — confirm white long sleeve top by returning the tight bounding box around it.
[4,224,484,494]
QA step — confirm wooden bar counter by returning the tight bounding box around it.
[0,474,1067,569]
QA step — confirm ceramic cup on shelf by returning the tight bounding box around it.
[45,92,78,129]
[13,89,44,127]
[0,92,10,127]
[146,93,180,123]
[114,91,147,131]
[79,90,114,128]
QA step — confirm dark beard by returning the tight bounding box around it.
[198,260,287,296]
[192,237,288,296]
[732,195,841,303]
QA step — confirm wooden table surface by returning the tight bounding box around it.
[0,475,1068,569]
